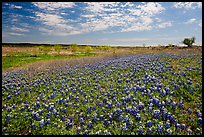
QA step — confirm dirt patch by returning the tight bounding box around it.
[2,47,38,56]
[48,51,74,56]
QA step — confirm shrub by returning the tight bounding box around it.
[182,37,195,47]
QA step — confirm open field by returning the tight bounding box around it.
[2,45,202,135]
[2,44,202,72]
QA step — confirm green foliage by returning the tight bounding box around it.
[182,37,195,47]
[84,46,93,53]
[39,46,50,55]
[70,44,79,52]
[97,45,111,50]
[54,45,62,54]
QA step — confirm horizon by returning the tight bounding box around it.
[2,2,202,46]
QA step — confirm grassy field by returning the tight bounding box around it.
[2,44,202,72]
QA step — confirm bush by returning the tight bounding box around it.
[39,46,50,55]
[84,46,93,53]
[54,45,62,55]
[70,44,79,52]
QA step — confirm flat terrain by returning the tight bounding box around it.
[2,45,202,135]
[2,45,202,72]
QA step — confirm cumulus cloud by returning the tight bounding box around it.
[11,27,29,32]
[9,32,24,36]
[156,22,172,28]
[10,4,22,9]
[32,2,75,11]
[173,2,202,9]
[81,2,166,33]
[185,18,197,24]
[35,12,66,26]
[135,2,165,16]
[32,2,171,35]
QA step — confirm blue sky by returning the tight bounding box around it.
[2,2,202,46]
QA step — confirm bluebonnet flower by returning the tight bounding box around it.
[153,97,159,106]
[61,115,66,121]
[12,105,16,109]
[46,119,50,125]
[70,115,74,122]
[187,108,192,114]
[181,123,186,130]
[136,114,141,121]
[153,110,160,119]
[77,126,82,134]
[138,126,144,135]
[100,115,104,120]
[87,121,92,129]
[166,98,171,105]
[148,106,153,112]
[31,124,36,130]
[197,117,202,125]
[6,115,11,121]
[165,120,171,129]
[187,128,193,135]
[175,123,181,130]
[7,107,12,113]
[172,101,177,110]
[79,117,84,124]
[147,128,153,135]
[196,110,202,117]
[147,120,152,127]
[196,128,201,135]
[157,123,163,134]
[66,122,73,129]
[3,105,7,110]
[166,128,172,135]
[103,119,109,127]
[7,95,12,100]
[40,119,45,127]
[138,102,144,110]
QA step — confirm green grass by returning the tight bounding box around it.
[2,51,96,72]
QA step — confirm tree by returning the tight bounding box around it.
[182,37,195,47]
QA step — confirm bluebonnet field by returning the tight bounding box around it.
[2,53,202,135]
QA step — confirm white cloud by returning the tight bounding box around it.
[11,27,29,32]
[11,18,18,22]
[185,18,196,24]
[32,2,169,35]
[38,27,53,33]
[9,32,24,36]
[184,18,202,27]
[199,20,202,27]
[157,22,172,28]
[10,4,22,9]
[136,2,165,16]
[35,12,66,26]
[121,23,152,32]
[32,2,75,11]
[20,23,30,28]
[80,14,95,18]
[140,16,153,25]
[173,2,202,9]
[80,2,165,33]
[155,18,162,22]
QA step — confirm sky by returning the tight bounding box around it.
[2,2,202,46]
